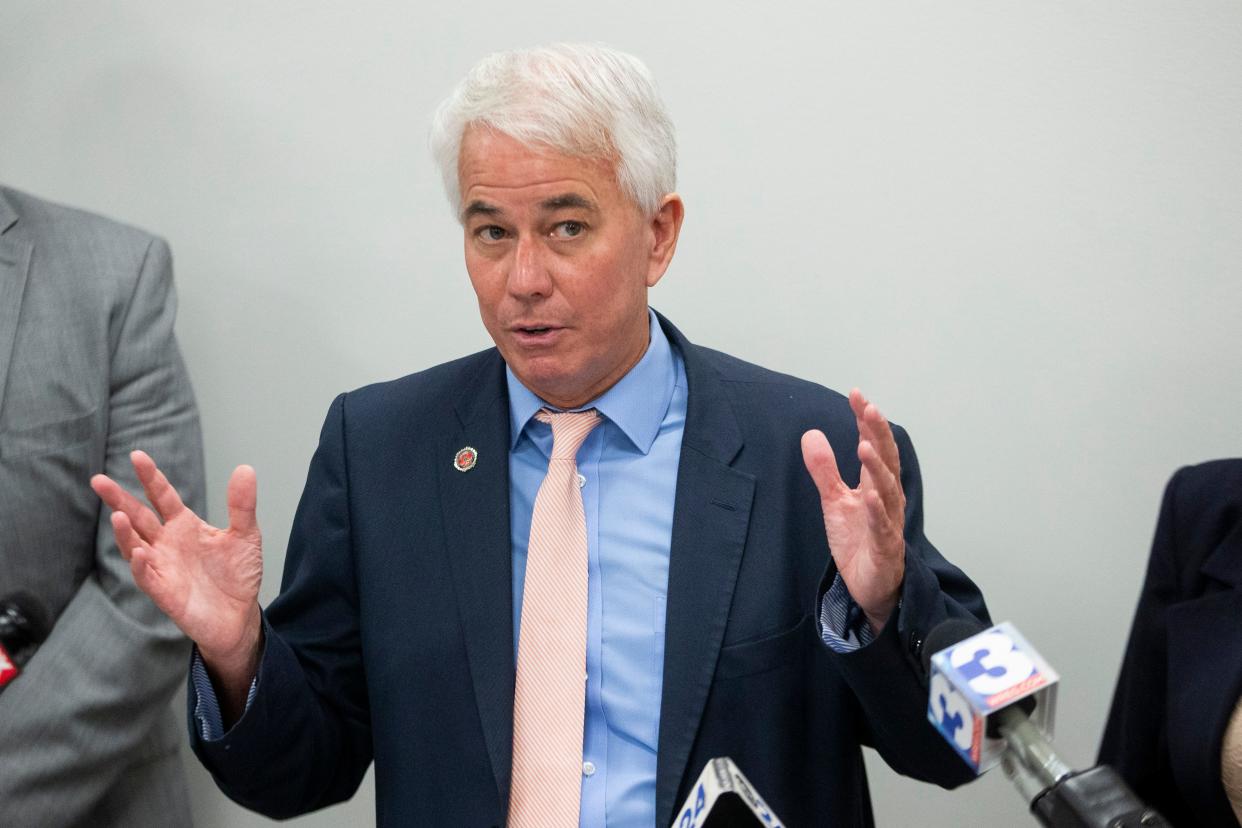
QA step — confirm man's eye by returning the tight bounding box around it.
[477,226,507,242]
[552,221,585,239]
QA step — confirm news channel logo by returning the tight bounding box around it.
[926,621,1059,773]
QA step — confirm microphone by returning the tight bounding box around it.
[671,757,785,828]
[923,619,1058,775]
[924,618,1170,827]
[0,592,51,690]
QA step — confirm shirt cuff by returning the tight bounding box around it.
[191,647,259,742]
[818,573,877,653]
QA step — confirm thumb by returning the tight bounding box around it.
[226,465,259,536]
[801,429,846,501]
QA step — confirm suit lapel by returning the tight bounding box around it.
[0,194,31,421]
[436,351,517,809]
[1199,516,1242,590]
[1166,516,1242,822]
[655,315,756,827]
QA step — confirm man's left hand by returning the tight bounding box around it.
[801,388,906,634]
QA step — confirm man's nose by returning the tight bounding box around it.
[506,236,553,298]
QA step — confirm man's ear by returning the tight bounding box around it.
[646,193,685,288]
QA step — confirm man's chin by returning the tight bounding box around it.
[508,361,597,408]
[508,358,562,390]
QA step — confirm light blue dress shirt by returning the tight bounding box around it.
[506,310,685,828]
[191,309,871,827]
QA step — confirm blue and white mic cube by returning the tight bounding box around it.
[672,757,784,828]
[926,621,1059,774]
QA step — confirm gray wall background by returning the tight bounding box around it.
[2,1,1239,825]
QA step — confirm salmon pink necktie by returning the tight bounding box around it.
[508,408,600,827]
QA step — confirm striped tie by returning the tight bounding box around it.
[508,408,601,827]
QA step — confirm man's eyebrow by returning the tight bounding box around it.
[540,193,597,212]
[462,200,502,221]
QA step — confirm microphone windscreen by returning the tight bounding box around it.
[1,591,51,644]
[921,617,987,675]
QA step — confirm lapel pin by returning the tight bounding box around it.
[453,446,478,472]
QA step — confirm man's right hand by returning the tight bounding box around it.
[91,450,263,720]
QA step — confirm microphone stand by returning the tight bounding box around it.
[997,709,1171,828]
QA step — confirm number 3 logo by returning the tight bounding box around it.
[930,673,974,750]
[949,630,1035,696]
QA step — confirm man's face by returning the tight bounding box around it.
[458,127,682,409]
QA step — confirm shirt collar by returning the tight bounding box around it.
[506,309,675,455]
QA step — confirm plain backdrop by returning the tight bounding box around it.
[2,2,1239,825]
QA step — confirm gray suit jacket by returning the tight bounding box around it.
[0,187,205,827]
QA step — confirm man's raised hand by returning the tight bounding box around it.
[801,389,907,634]
[90,451,264,696]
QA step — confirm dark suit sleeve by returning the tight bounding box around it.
[190,393,374,819]
[0,237,204,823]
[822,424,990,788]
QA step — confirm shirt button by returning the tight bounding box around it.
[582,761,596,777]
[576,473,586,488]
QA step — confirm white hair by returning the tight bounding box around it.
[429,43,677,218]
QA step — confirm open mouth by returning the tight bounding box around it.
[512,322,563,334]
[511,325,563,345]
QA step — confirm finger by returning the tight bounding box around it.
[849,389,879,471]
[801,430,847,501]
[848,388,875,446]
[848,387,868,420]
[131,450,188,522]
[110,511,153,563]
[128,547,169,610]
[91,473,164,540]
[864,489,903,560]
[861,402,902,480]
[850,389,901,479]
[226,465,259,536]
[848,388,879,446]
[129,543,190,628]
[859,440,905,519]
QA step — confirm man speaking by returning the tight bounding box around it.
[92,43,988,826]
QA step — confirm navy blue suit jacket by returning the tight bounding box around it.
[1099,459,1242,828]
[192,313,988,826]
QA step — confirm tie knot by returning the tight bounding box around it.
[535,408,601,460]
